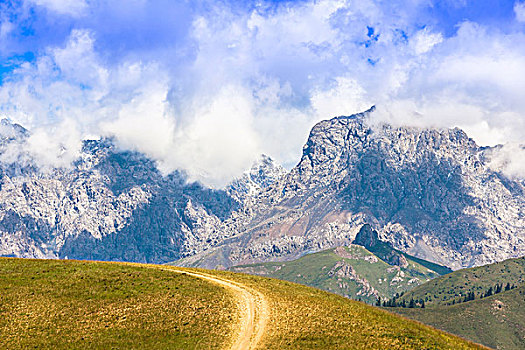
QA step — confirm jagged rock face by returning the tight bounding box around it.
[181,109,525,270]
[2,109,525,270]
[353,224,408,268]
[227,154,287,203]
[353,224,379,248]
[0,121,239,263]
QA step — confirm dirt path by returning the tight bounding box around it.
[163,268,268,350]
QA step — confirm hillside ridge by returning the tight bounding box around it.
[0,258,487,349]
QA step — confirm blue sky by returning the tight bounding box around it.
[1,0,525,185]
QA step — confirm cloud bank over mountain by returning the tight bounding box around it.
[1,0,524,186]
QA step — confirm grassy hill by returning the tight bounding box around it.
[395,285,525,350]
[0,258,238,349]
[395,256,525,306]
[0,258,484,349]
[230,244,449,303]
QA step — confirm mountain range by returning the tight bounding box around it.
[0,119,238,262]
[180,108,525,270]
[1,108,524,271]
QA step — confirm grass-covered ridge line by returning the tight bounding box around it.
[209,268,486,349]
[400,250,452,275]
[230,245,448,303]
[397,256,525,306]
[0,258,485,349]
[364,238,453,276]
[395,285,525,350]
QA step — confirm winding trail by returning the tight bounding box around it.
[162,268,269,350]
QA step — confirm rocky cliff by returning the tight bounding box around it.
[2,107,525,270]
[180,108,525,270]
[0,120,238,263]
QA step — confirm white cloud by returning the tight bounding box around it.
[2,1,525,184]
[365,21,525,155]
[0,20,13,41]
[0,30,174,173]
[311,77,371,118]
[515,1,525,23]
[488,143,525,179]
[28,0,88,17]
[0,118,82,170]
[52,30,109,89]
[100,81,175,163]
[410,28,443,55]
[169,86,261,187]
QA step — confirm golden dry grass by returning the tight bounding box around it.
[0,258,237,349]
[1,259,487,349]
[204,269,488,350]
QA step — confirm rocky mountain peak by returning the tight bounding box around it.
[353,224,409,268]
[2,108,525,271]
[227,154,287,203]
[0,132,238,263]
[0,119,29,145]
[353,224,379,248]
[181,108,525,271]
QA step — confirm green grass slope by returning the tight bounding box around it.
[397,256,525,306]
[230,245,449,304]
[0,258,484,349]
[395,285,525,350]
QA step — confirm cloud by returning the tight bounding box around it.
[488,143,525,179]
[28,0,88,17]
[310,77,370,118]
[0,18,13,40]
[168,86,262,186]
[515,1,525,22]
[0,29,176,171]
[99,79,175,163]
[1,0,525,185]
[0,118,82,170]
[410,28,443,55]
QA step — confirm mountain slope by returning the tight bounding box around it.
[181,108,525,270]
[0,258,238,349]
[227,154,287,204]
[230,243,447,304]
[396,256,525,306]
[0,258,485,349]
[2,108,525,270]
[396,285,525,350]
[0,121,239,263]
